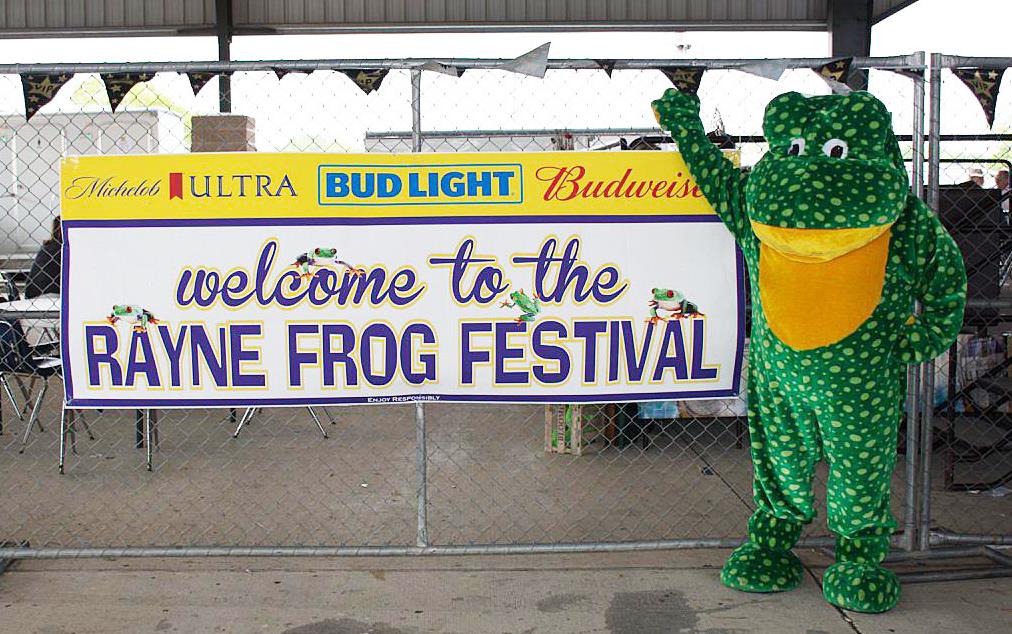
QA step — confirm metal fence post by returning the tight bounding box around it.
[415,401,429,548]
[410,67,429,548]
[411,68,423,153]
[918,53,944,551]
[900,52,928,552]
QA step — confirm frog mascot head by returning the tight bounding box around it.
[653,88,966,613]
[748,91,908,260]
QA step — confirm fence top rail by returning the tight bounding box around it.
[935,55,1012,69]
[0,53,925,76]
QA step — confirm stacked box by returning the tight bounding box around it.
[191,115,255,152]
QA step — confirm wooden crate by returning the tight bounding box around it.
[544,404,613,455]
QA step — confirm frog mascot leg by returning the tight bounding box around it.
[652,88,965,613]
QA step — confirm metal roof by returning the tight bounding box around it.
[0,1,921,37]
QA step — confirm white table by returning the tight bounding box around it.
[0,294,59,347]
[0,294,59,318]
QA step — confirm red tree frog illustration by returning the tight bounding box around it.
[647,287,704,325]
[106,305,158,333]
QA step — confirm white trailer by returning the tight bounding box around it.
[0,110,185,261]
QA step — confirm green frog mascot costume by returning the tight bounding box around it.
[652,88,966,613]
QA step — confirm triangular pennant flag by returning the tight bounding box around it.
[952,67,1006,127]
[499,42,551,78]
[595,59,617,78]
[659,67,705,95]
[811,58,854,96]
[272,67,308,80]
[186,71,217,96]
[815,57,853,84]
[736,60,788,82]
[809,57,850,87]
[416,61,465,77]
[885,67,923,81]
[341,69,389,95]
[101,72,154,112]
[20,72,73,121]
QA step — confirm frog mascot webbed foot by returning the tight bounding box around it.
[652,87,966,614]
[823,531,900,613]
[720,512,804,593]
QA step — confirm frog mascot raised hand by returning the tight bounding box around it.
[652,88,966,613]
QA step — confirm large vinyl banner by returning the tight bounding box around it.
[60,152,744,408]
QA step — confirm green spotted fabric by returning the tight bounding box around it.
[653,88,967,614]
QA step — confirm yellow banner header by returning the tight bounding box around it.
[60,151,717,220]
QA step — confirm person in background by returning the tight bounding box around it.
[996,169,1010,212]
[24,217,62,298]
[968,166,985,187]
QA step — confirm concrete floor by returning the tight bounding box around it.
[0,550,1009,633]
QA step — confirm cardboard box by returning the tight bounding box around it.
[191,115,255,152]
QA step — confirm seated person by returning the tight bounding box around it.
[24,217,61,299]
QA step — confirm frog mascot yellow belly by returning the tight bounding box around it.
[652,89,966,613]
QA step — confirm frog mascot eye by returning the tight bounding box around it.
[822,138,848,159]
[786,138,805,156]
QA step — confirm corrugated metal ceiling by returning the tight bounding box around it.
[0,1,920,36]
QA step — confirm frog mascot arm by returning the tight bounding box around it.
[652,88,966,614]
[651,92,751,242]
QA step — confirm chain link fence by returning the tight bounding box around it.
[923,54,1012,549]
[0,54,937,558]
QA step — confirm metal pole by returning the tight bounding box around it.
[409,69,428,548]
[899,568,1012,583]
[911,52,926,198]
[215,0,233,113]
[918,360,935,552]
[414,401,429,548]
[144,409,153,472]
[410,68,422,153]
[917,54,944,552]
[0,535,844,560]
[931,530,1012,546]
[58,406,67,474]
[0,53,926,76]
[927,53,943,213]
[901,54,927,552]
[903,366,920,551]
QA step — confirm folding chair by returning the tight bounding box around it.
[0,318,92,454]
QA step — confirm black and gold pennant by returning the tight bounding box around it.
[815,57,853,84]
[186,71,218,96]
[21,72,73,121]
[341,69,389,95]
[659,67,705,95]
[101,72,154,111]
[952,67,1006,128]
